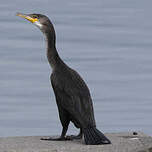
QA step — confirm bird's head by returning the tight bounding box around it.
[16,13,55,35]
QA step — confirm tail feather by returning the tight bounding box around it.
[83,127,111,145]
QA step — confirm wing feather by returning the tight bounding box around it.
[51,67,96,127]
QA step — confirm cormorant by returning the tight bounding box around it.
[16,13,111,145]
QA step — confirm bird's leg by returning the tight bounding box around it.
[66,128,83,140]
[41,126,70,141]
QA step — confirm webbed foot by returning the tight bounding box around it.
[66,134,82,140]
[40,136,70,141]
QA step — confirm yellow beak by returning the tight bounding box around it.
[16,12,38,23]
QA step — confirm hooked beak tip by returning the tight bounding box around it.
[16,12,28,20]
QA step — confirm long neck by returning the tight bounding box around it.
[44,28,63,69]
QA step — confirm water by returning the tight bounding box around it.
[0,0,152,137]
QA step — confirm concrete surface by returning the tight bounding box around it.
[0,132,152,152]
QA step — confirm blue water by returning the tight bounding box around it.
[0,0,152,137]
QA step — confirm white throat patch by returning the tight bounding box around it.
[34,21,43,29]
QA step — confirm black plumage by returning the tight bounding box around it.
[17,13,111,145]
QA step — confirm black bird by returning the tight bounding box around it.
[16,13,111,145]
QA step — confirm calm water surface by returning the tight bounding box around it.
[0,0,152,137]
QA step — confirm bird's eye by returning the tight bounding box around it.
[32,15,38,19]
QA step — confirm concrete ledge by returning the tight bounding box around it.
[0,132,152,152]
